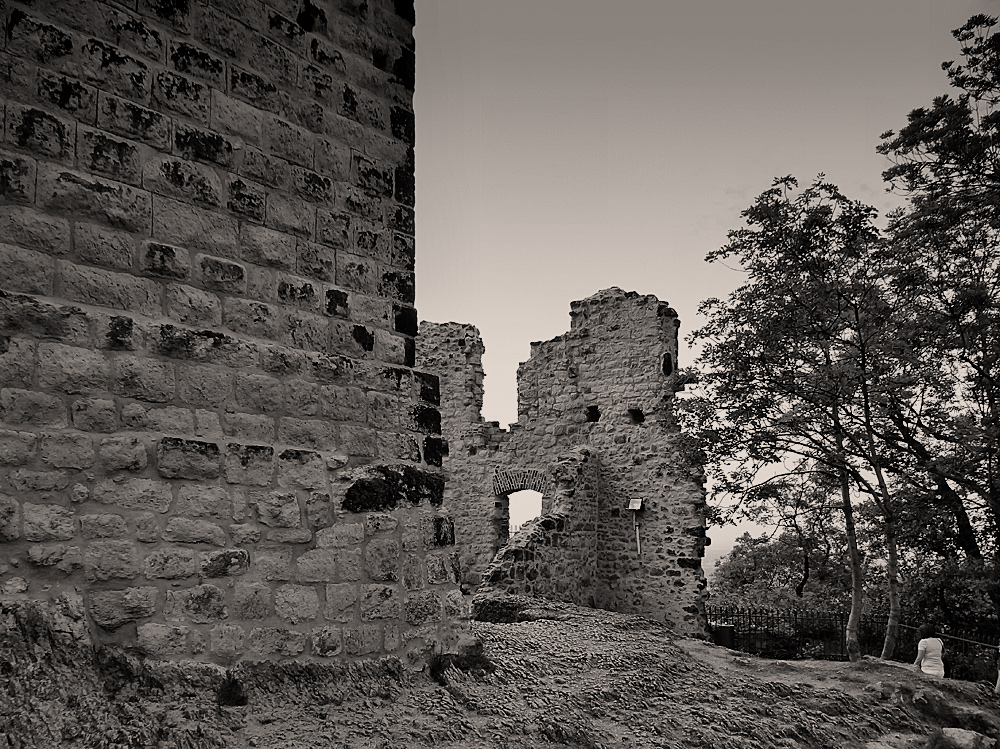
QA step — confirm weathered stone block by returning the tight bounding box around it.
[200,548,250,577]
[80,513,127,539]
[153,198,239,258]
[26,543,82,573]
[324,582,357,623]
[89,586,157,630]
[140,241,191,279]
[37,163,151,233]
[98,94,170,149]
[23,503,75,541]
[175,484,231,518]
[304,492,331,528]
[157,437,221,479]
[0,205,70,255]
[0,430,38,466]
[247,626,304,656]
[360,584,400,621]
[0,338,34,391]
[235,374,283,412]
[343,623,381,656]
[1,388,66,427]
[250,490,300,528]
[365,513,398,536]
[9,469,69,493]
[229,523,262,544]
[76,127,142,186]
[274,583,319,624]
[37,343,109,394]
[0,244,52,296]
[233,582,271,619]
[295,549,337,583]
[425,553,459,585]
[137,623,188,655]
[163,517,226,546]
[144,547,197,579]
[5,105,74,163]
[164,584,228,623]
[337,548,362,582]
[404,591,440,626]
[166,283,222,326]
[402,554,424,590]
[85,540,140,581]
[276,448,326,490]
[253,546,292,581]
[112,356,175,403]
[143,153,223,207]
[210,624,245,659]
[225,443,275,486]
[135,512,159,542]
[97,436,146,472]
[153,69,210,122]
[310,626,343,656]
[72,399,117,432]
[316,523,363,549]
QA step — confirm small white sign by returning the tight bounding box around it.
[628,498,643,511]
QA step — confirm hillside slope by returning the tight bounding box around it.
[2,594,999,748]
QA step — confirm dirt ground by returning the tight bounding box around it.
[4,595,1000,748]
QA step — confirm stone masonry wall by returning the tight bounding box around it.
[421,288,708,637]
[0,0,465,664]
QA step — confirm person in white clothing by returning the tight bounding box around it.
[913,623,945,678]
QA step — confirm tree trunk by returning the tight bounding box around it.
[835,426,863,662]
[880,520,901,659]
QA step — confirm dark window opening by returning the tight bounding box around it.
[662,353,674,376]
[586,405,601,422]
[628,408,645,424]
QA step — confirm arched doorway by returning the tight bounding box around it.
[491,467,552,548]
[507,489,542,535]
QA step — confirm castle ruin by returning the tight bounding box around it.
[419,288,708,637]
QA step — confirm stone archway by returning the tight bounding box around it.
[491,468,553,547]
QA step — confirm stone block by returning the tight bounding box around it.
[178,364,233,408]
[37,343,110,394]
[337,549,362,581]
[343,623,381,656]
[144,547,197,579]
[0,205,70,255]
[227,176,266,222]
[366,513,398,536]
[152,69,210,123]
[247,626,304,656]
[253,546,292,581]
[224,443,275,486]
[274,584,319,624]
[37,163,151,233]
[72,399,118,432]
[23,503,75,541]
[200,548,250,577]
[85,540,140,581]
[425,552,458,585]
[233,582,271,619]
[26,543,82,573]
[210,624,245,660]
[316,523,363,549]
[0,430,37,465]
[229,524,261,544]
[276,417,338,451]
[80,513,127,539]
[241,223,295,270]
[134,513,159,542]
[36,71,97,123]
[142,153,223,207]
[153,198,239,258]
[360,584,400,621]
[97,94,170,149]
[164,584,227,623]
[112,355,176,403]
[163,517,226,546]
[175,484,231,518]
[169,40,225,86]
[9,469,69,493]
[5,104,74,163]
[250,490,300,527]
[402,554,424,590]
[76,126,142,186]
[89,586,157,630]
[404,591,440,626]
[0,494,20,541]
[173,121,236,169]
[0,337,37,392]
[152,325,256,367]
[295,549,337,583]
[265,191,315,239]
[276,448,326,490]
[99,436,147,471]
[0,244,54,295]
[137,623,188,655]
[140,241,191,279]
[195,408,225,437]
[266,528,312,543]
[166,283,222,327]
[223,298,282,341]
[304,492,331,529]
[157,437,221,479]
[310,626,343,657]
[235,374,283,412]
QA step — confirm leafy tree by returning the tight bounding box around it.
[877,14,1000,620]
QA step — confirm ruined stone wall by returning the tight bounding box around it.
[415,321,506,589]
[0,0,465,664]
[422,288,708,636]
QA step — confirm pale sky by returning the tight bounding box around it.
[412,0,999,561]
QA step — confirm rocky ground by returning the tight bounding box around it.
[3,594,999,748]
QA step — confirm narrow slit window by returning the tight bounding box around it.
[628,408,645,424]
[586,405,601,422]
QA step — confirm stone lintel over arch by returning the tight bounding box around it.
[493,468,552,497]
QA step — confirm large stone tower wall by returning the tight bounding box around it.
[0,0,464,664]
[420,288,708,636]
